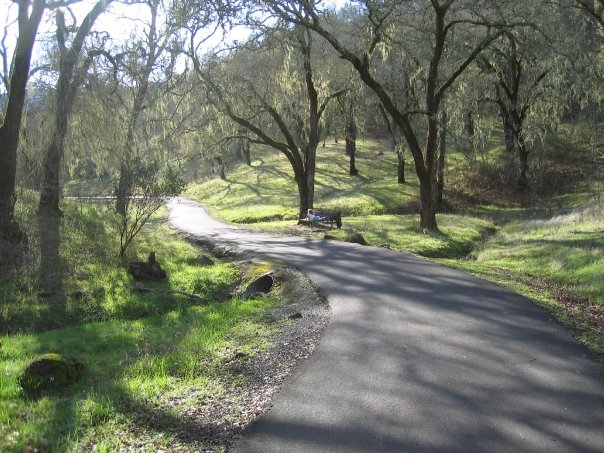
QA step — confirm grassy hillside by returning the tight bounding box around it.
[2,196,238,333]
[186,133,603,354]
[187,140,418,221]
[0,197,281,451]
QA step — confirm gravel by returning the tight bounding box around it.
[101,259,330,453]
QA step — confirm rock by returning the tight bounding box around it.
[288,312,303,320]
[128,251,167,280]
[18,353,84,394]
[345,233,367,245]
[212,245,238,258]
[192,255,214,266]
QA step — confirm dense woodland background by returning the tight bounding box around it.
[0,0,603,450]
[0,0,602,232]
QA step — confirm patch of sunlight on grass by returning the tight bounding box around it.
[246,214,496,259]
[474,202,604,307]
[1,201,241,334]
[186,139,418,223]
[0,296,276,452]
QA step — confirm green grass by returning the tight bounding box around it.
[472,202,603,303]
[1,197,282,451]
[246,214,496,258]
[187,139,496,259]
[0,296,275,452]
[186,140,416,222]
[1,201,237,333]
[435,200,604,353]
[186,133,604,355]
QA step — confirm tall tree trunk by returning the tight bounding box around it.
[465,111,474,136]
[0,124,24,241]
[436,110,447,205]
[397,146,405,184]
[305,144,317,210]
[241,141,251,166]
[502,113,515,153]
[39,137,64,213]
[348,144,358,176]
[115,161,131,216]
[0,0,46,241]
[420,111,440,230]
[419,178,438,231]
[517,132,529,190]
[39,2,109,214]
[116,0,161,216]
[298,27,321,213]
[215,156,226,180]
[296,169,309,219]
[345,110,358,176]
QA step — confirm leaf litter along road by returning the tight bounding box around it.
[168,198,604,453]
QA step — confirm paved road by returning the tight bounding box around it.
[167,198,604,452]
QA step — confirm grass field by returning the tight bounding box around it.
[186,140,418,222]
[0,296,275,452]
[245,214,496,258]
[2,200,238,334]
[0,197,280,451]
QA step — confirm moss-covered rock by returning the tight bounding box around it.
[18,353,84,394]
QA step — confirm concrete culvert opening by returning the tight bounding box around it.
[242,273,275,299]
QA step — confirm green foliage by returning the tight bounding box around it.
[0,297,275,452]
[186,140,409,222]
[118,158,185,256]
[63,176,114,197]
[472,202,604,305]
[1,197,278,451]
[0,200,238,334]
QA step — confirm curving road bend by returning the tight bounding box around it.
[167,198,604,452]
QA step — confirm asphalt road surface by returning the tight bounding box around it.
[167,198,604,452]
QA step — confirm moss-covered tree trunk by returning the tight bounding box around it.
[39,2,110,214]
[345,108,358,176]
[397,146,406,184]
[436,110,447,205]
[517,132,529,190]
[0,0,46,241]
